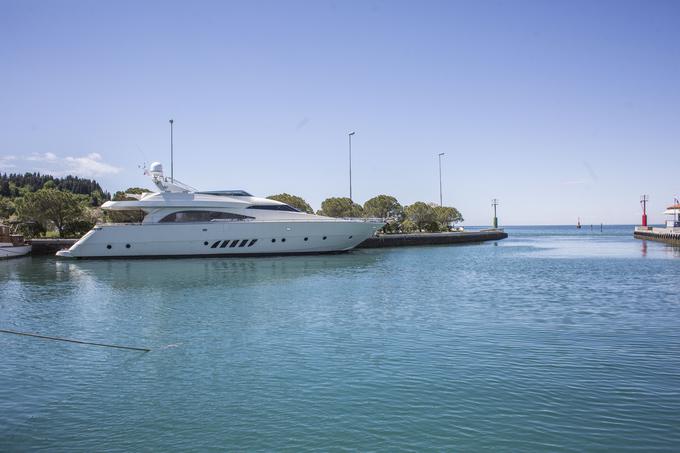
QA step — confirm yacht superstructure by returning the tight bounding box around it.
[56,163,383,258]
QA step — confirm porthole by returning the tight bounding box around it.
[323,236,327,240]
[106,244,112,249]
[271,238,276,243]
[281,238,286,242]
[204,241,209,246]
[304,237,308,241]
[126,244,131,249]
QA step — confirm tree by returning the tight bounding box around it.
[0,197,15,219]
[403,202,438,232]
[112,187,152,201]
[267,193,313,213]
[62,207,98,237]
[15,188,90,237]
[433,205,463,231]
[107,187,152,223]
[318,197,364,218]
[363,195,402,218]
[363,195,404,233]
[0,172,109,202]
[1,180,12,196]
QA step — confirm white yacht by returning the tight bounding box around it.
[57,163,383,259]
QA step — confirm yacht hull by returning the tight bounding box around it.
[56,220,382,258]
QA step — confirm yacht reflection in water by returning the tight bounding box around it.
[54,251,383,291]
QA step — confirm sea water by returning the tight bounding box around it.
[1,226,679,451]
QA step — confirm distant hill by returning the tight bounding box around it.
[0,172,110,206]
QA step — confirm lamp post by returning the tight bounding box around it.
[169,119,174,183]
[349,132,355,201]
[438,152,445,206]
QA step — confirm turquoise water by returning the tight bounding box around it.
[1,226,679,451]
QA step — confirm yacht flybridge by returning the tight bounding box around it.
[56,163,383,259]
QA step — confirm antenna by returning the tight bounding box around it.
[640,195,649,227]
[491,198,499,229]
[169,119,174,183]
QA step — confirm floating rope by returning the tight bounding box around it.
[0,328,150,352]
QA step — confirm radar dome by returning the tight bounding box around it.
[149,162,164,177]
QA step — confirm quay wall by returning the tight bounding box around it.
[29,239,77,255]
[357,230,508,248]
[634,229,680,246]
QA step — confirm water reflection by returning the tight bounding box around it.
[663,244,680,258]
[52,251,382,290]
[637,238,680,259]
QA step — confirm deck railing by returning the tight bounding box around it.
[95,217,385,227]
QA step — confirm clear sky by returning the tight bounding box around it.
[1,0,678,225]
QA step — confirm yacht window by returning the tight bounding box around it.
[196,190,252,197]
[247,205,300,212]
[159,211,254,223]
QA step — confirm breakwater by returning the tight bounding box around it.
[357,230,507,248]
[634,228,680,246]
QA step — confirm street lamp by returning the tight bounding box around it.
[169,119,174,183]
[349,132,355,201]
[438,152,445,206]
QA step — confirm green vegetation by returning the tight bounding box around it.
[317,197,364,218]
[402,201,437,232]
[111,187,152,200]
[1,172,110,206]
[267,193,314,214]
[400,202,463,232]
[311,194,463,233]
[15,188,95,237]
[0,172,111,238]
[105,187,153,224]
[363,195,404,233]
[0,197,16,219]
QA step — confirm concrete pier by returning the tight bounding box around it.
[29,239,77,255]
[357,230,507,248]
[634,227,680,246]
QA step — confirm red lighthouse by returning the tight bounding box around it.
[640,195,649,227]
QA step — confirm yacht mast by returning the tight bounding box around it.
[169,119,174,183]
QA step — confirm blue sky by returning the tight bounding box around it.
[1,0,678,225]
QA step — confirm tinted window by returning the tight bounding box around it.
[247,205,300,212]
[159,211,254,222]
[196,190,252,197]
